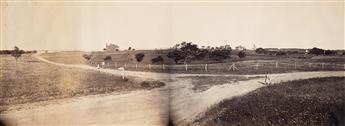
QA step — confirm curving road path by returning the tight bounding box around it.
[1,53,344,126]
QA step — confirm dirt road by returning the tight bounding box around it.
[169,71,345,125]
[1,53,344,125]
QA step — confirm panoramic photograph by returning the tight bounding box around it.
[0,1,344,126]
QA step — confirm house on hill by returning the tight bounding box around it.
[104,43,120,51]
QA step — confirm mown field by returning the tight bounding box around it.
[194,77,345,126]
[40,51,345,75]
[0,54,165,111]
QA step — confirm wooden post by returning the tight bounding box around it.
[162,64,165,71]
[205,64,208,71]
[122,69,125,80]
[135,64,138,69]
[185,63,188,71]
[124,64,127,68]
[255,63,259,70]
[275,62,278,68]
[149,64,151,70]
[294,62,297,69]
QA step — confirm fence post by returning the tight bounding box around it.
[124,64,127,68]
[122,69,125,80]
[135,64,138,69]
[275,62,278,68]
[162,64,165,71]
[149,64,151,70]
[205,64,208,71]
[185,63,188,71]
[294,62,297,69]
[255,63,259,70]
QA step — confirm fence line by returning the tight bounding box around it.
[92,61,345,72]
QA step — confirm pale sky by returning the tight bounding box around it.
[0,1,344,51]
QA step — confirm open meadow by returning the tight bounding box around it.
[0,54,165,111]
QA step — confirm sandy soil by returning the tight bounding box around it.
[1,88,169,126]
[1,53,344,126]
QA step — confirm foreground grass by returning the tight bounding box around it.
[194,77,345,126]
[0,55,165,110]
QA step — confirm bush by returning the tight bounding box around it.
[104,55,112,61]
[238,51,246,58]
[83,54,92,60]
[255,48,267,54]
[151,56,164,64]
[140,81,165,90]
[135,53,145,62]
[276,51,287,56]
[210,49,231,61]
[308,47,324,55]
[325,50,337,56]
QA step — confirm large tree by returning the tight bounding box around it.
[167,42,200,64]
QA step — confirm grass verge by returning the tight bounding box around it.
[194,77,345,126]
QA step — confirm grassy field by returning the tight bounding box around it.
[40,51,345,75]
[194,77,345,126]
[0,54,165,111]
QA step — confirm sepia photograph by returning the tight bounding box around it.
[0,0,344,126]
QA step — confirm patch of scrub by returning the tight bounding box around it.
[178,76,262,92]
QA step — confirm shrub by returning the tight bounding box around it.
[135,53,145,62]
[238,51,246,58]
[83,54,92,60]
[210,49,231,61]
[255,48,267,54]
[104,55,112,61]
[308,47,324,55]
[276,51,287,56]
[151,56,164,64]
[325,50,337,56]
[140,81,165,89]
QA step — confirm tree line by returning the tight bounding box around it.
[255,47,342,56]
[0,46,37,60]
